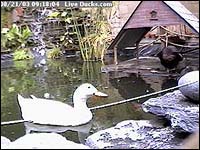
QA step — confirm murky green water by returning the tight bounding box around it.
[1,58,176,144]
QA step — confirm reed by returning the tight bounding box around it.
[71,8,111,62]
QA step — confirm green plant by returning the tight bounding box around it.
[13,49,32,61]
[48,8,87,51]
[1,24,32,51]
[47,47,63,59]
[47,8,112,62]
[71,8,111,62]
[83,18,111,61]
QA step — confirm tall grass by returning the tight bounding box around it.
[71,8,111,62]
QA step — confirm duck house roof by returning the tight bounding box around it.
[108,1,199,50]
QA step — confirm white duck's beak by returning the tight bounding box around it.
[93,91,108,98]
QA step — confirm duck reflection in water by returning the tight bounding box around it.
[23,121,93,144]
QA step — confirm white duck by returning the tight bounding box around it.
[18,83,108,126]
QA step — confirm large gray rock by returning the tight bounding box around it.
[178,71,199,101]
[2,133,90,149]
[142,90,199,133]
[86,120,181,149]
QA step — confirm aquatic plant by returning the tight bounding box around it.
[82,61,103,82]
[13,49,32,61]
[47,46,63,59]
[71,8,111,62]
[47,8,112,62]
[1,24,32,52]
[47,9,85,56]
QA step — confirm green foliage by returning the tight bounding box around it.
[82,62,103,82]
[47,47,63,59]
[47,9,85,54]
[47,8,111,62]
[13,49,32,61]
[8,86,15,93]
[1,24,32,51]
[71,8,111,62]
[48,11,60,18]
[13,59,34,72]
[82,18,111,61]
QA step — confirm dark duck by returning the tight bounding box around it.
[157,46,183,72]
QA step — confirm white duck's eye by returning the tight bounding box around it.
[88,86,91,89]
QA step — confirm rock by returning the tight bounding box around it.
[2,133,90,149]
[178,71,199,101]
[1,136,11,149]
[142,90,199,133]
[85,120,181,149]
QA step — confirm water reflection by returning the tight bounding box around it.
[24,122,92,144]
[1,59,110,142]
[109,74,179,103]
[1,58,177,143]
[161,78,178,90]
[109,74,155,103]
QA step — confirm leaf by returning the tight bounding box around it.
[60,36,65,41]
[17,38,23,43]
[48,12,60,18]
[64,18,71,24]
[22,28,32,40]
[61,12,67,17]
[8,87,15,93]
[13,49,32,61]
[10,24,19,34]
[6,31,15,41]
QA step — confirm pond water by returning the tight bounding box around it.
[1,58,177,144]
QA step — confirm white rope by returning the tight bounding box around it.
[159,26,199,38]
[1,80,198,126]
[1,120,32,126]
[89,80,198,110]
[160,38,199,48]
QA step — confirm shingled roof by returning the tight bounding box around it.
[108,1,199,50]
[164,1,199,33]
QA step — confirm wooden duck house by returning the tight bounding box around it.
[108,1,199,64]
